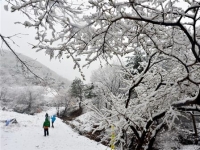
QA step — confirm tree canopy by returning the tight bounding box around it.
[3,0,200,149]
[69,78,84,107]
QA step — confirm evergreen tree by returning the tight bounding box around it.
[69,78,84,108]
[125,52,146,76]
[84,83,96,99]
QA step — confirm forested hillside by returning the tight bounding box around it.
[0,50,70,113]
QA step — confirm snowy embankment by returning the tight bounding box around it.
[180,145,200,150]
[0,108,109,150]
[1,109,200,150]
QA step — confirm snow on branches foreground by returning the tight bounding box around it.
[3,0,200,149]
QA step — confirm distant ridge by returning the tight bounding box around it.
[0,50,70,87]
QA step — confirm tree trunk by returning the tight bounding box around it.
[191,112,198,144]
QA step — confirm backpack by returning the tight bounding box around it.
[43,119,50,127]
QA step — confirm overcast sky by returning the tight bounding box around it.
[0,1,101,83]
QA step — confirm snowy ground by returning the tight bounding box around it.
[0,108,110,150]
[1,108,200,150]
[179,145,200,150]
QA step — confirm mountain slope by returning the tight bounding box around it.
[0,50,71,113]
[0,50,70,87]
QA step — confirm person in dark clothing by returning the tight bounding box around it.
[45,113,48,119]
[43,118,50,136]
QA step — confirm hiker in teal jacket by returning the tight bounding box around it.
[43,118,50,136]
[51,115,56,128]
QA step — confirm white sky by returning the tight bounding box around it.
[0,1,101,83]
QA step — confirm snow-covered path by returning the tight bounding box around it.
[0,109,109,150]
[2,109,200,150]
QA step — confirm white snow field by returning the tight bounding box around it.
[0,108,110,150]
[1,108,200,150]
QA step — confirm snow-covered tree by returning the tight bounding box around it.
[90,64,126,112]
[4,0,200,149]
[54,89,73,116]
[84,83,96,99]
[125,52,146,77]
[3,86,45,114]
[91,64,124,96]
[69,78,84,108]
